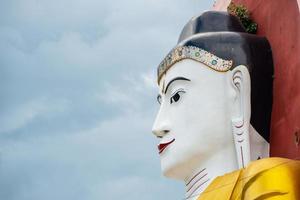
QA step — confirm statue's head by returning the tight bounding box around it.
[152,11,273,180]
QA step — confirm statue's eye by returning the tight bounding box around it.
[170,90,185,104]
[157,95,162,105]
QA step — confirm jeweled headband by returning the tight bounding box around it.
[157,46,233,83]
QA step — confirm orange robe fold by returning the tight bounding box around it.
[197,157,300,200]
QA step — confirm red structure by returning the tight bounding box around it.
[213,0,300,159]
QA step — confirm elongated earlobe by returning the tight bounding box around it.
[232,118,250,168]
[231,65,251,168]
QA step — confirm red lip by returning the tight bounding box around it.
[158,139,175,154]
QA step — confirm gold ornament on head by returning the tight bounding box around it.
[157,46,233,83]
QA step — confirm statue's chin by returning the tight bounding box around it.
[160,150,206,180]
[162,165,183,180]
[161,159,191,180]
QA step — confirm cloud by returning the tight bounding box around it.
[95,71,157,114]
[0,97,70,134]
[0,0,213,199]
[0,110,182,200]
[141,71,157,89]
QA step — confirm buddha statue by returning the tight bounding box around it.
[152,11,300,200]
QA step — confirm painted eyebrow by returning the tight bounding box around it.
[164,77,191,94]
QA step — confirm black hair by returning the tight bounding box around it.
[178,11,274,142]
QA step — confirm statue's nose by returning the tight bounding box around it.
[152,129,170,138]
[152,117,170,138]
[152,103,171,138]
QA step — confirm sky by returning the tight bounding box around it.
[0,0,214,199]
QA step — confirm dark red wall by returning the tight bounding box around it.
[213,0,300,159]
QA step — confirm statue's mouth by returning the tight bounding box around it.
[158,138,175,154]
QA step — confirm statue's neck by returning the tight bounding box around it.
[184,145,238,200]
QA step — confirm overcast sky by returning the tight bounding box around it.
[0,0,213,199]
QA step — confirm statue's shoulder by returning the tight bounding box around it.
[198,158,300,200]
[244,157,300,175]
[237,157,300,200]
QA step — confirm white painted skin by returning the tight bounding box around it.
[152,59,269,199]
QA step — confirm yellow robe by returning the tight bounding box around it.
[197,157,300,200]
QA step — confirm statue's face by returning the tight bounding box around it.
[152,59,236,179]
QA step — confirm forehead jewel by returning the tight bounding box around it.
[157,46,233,84]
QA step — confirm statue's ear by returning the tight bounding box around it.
[231,65,251,120]
[230,65,251,168]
